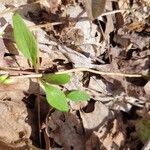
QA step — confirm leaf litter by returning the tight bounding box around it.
[0,0,150,149]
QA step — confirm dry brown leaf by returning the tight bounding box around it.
[41,0,61,14]
[98,119,124,149]
[84,0,106,20]
[86,132,102,150]
[80,101,110,130]
[0,38,7,67]
[126,22,145,32]
[0,78,39,102]
[45,111,85,149]
[85,118,124,149]
[144,81,150,96]
[0,100,31,147]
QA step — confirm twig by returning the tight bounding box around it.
[37,78,42,148]
[100,9,127,17]
[8,68,142,79]
[56,68,142,77]
[10,73,42,79]
[35,38,42,148]
[0,67,36,75]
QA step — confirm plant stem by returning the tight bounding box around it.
[35,42,42,148]
[37,78,42,148]
[8,67,142,80]
[56,68,142,77]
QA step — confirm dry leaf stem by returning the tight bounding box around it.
[35,39,42,148]
[3,67,142,79]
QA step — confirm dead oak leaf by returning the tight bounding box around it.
[80,101,110,130]
[45,111,85,149]
[41,0,61,13]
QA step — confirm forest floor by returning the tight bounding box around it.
[0,0,150,149]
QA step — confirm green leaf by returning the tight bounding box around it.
[13,13,38,67]
[66,90,90,102]
[42,73,70,85]
[42,82,69,112]
[0,75,13,84]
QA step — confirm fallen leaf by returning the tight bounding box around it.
[80,101,110,130]
[84,0,106,19]
[0,100,31,146]
[41,0,61,13]
[45,111,85,149]
[144,81,150,96]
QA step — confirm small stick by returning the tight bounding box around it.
[100,9,127,17]
[8,67,142,79]
[56,68,142,78]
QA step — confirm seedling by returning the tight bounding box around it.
[12,13,90,112]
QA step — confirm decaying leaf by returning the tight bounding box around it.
[40,0,61,13]
[84,0,106,19]
[0,100,31,147]
[0,0,149,149]
[86,119,124,149]
[144,81,150,96]
[45,111,85,149]
[80,101,110,130]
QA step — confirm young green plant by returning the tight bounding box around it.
[12,13,90,112]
